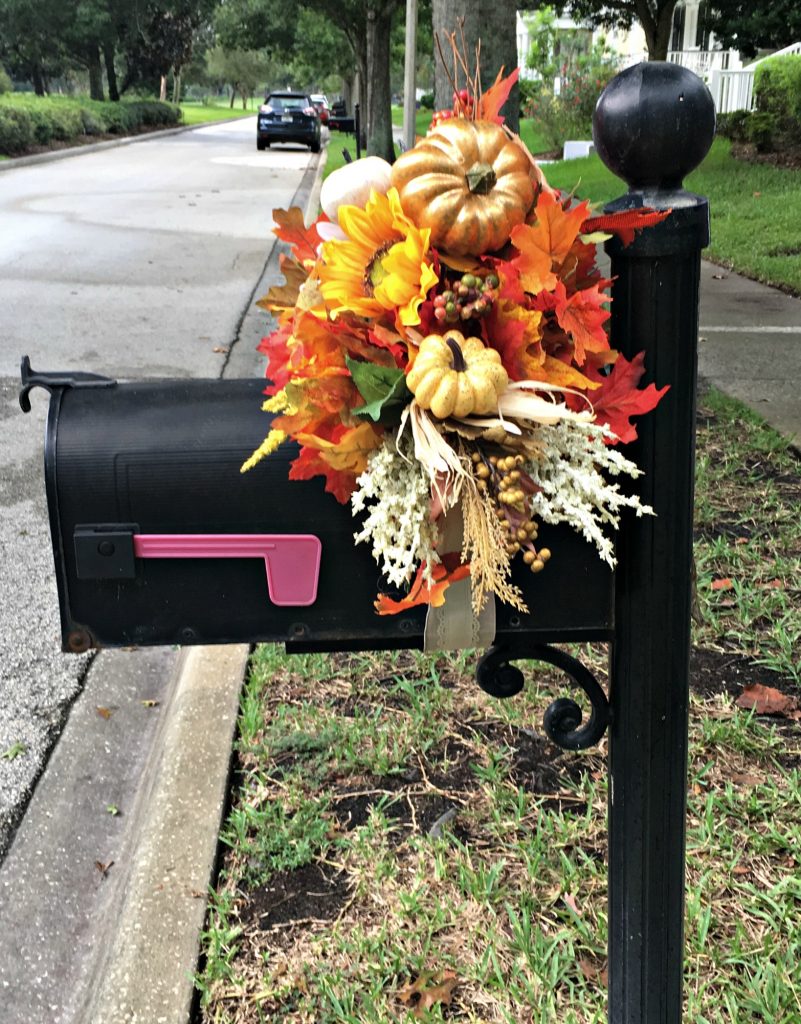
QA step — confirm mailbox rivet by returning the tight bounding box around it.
[97,540,116,557]
[67,629,91,653]
[399,619,413,634]
[181,627,197,642]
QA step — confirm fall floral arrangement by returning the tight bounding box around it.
[243,60,669,632]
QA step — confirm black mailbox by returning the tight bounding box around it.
[25,368,613,655]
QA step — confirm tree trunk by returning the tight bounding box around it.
[229,87,236,109]
[172,69,182,104]
[366,3,396,161]
[87,43,104,102]
[159,75,168,102]
[104,40,119,101]
[32,65,46,97]
[635,0,678,60]
[432,0,519,131]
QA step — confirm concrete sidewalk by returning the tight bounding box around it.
[698,264,801,447]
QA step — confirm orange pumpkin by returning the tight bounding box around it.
[390,120,535,256]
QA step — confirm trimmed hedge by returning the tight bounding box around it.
[0,94,181,156]
[754,54,801,146]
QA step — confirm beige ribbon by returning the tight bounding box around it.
[423,502,496,652]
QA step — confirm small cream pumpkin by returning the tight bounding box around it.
[406,330,508,419]
[320,156,393,220]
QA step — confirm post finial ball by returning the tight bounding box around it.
[592,62,716,191]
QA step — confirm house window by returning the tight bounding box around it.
[696,0,711,49]
[670,3,685,52]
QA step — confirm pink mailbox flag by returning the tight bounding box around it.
[132,534,322,606]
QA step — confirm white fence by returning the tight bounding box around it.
[709,41,801,113]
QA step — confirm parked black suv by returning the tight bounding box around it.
[257,92,321,152]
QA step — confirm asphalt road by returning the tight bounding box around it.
[0,117,315,858]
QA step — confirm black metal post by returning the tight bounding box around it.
[355,103,362,159]
[592,64,715,1024]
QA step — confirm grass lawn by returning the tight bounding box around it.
[543,137,801,295]
[196,387,801,1023]
[179,100,256,125]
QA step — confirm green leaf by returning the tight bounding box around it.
[346,356,411,424]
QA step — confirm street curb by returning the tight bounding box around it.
[82,145,328,1024]
[84,645,250,1024]
[0,114,254,172]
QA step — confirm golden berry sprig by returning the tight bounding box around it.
[471,449,552,573]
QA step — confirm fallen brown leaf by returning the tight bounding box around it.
[94,860,114,876]
[711,578,734,592]
[563,892,580,916]
[578,958,608,986]
[729,772,764,787]
[735,683,800,717]
[96,706,113,719]
[212,345,229,354]
[397,971,459,1018]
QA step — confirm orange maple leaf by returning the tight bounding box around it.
[476,67,520,123]
[256,254,308,314]
[510,192,591,294]
[375,562,471,615]
[271,207,322,266]
[297,420,382,474]
[554,281,611,365]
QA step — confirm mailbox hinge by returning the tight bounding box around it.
[74,525,138,580]
[19,355,117,413]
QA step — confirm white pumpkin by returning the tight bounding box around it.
[320,156,393,220]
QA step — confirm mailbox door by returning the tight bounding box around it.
[44,378,614,652]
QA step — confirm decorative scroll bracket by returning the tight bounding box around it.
[476,641,609,751]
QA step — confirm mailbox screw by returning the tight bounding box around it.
[181,627,197,643]
[97,540,116,557]
[291,624,307,638]
[399,619,413,634]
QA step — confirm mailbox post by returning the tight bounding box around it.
[22,63,715,1024]
[596,64,715,1023]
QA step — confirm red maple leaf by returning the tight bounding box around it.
[576,351,669,444]
[580,208,672,247]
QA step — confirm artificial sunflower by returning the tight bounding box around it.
[319,187,438,327]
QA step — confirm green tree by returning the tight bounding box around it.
[706,0,801,60]
[206,45,271,106]
[0,0,71,94]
